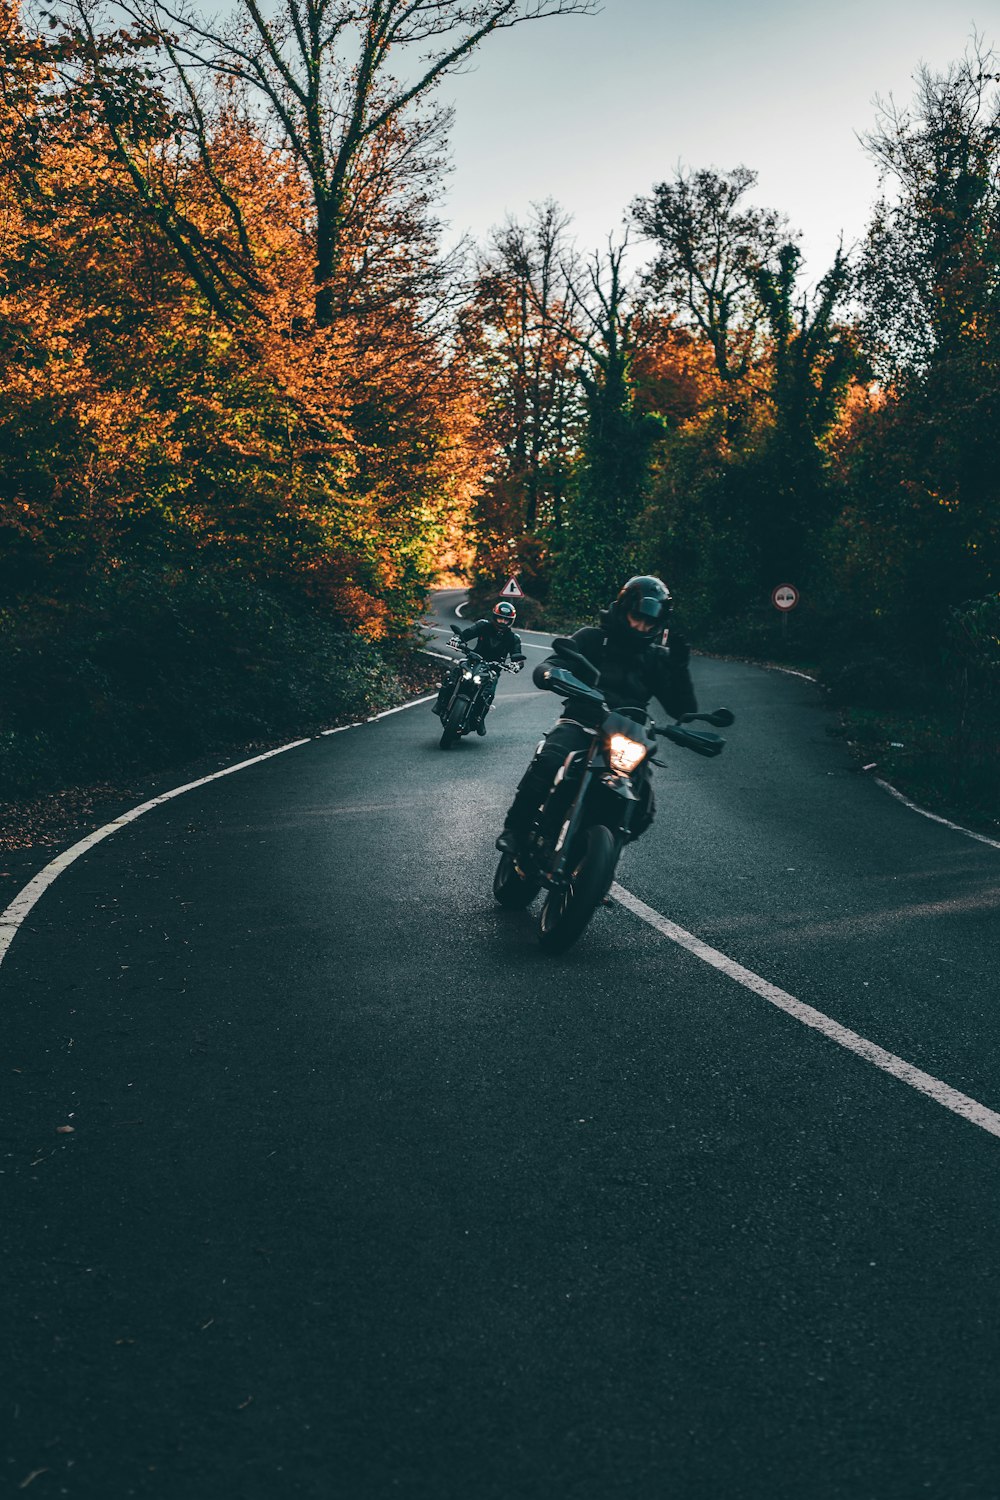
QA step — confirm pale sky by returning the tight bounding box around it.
[437,0,992,283]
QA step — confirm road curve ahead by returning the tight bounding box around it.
[3,592,1000,1499]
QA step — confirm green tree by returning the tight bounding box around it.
[753,240,856,586]
[837,48,1000,651]
[858,47,1000,377]
[631,165,786,386]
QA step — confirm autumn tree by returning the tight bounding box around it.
[53,0,598,327]
[461,201,583,593]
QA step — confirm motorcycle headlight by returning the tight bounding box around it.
[607,732,648,774]
[472,673,483,684]
[462,669,473,680]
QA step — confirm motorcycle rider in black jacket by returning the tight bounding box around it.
[433,599,527,734]
[495,576,696,851]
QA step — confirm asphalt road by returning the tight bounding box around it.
[3,590,1000,1499]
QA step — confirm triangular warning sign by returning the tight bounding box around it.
[500,576,523,599]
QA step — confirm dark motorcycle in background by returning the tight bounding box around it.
[435,641,519,749]
[493,650,734,952]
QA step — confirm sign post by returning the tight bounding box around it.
[771,583,799,640]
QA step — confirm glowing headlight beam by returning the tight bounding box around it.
[607,733,648,775]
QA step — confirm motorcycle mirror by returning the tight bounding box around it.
[707,707,735,728]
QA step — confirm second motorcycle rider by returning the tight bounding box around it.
[433,599,527,735]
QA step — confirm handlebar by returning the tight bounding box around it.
[449,640,523,673]
[654,720,730,758]
[535,658,733,757]
[653,706,734,757]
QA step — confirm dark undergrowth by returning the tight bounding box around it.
[0,569,440,849]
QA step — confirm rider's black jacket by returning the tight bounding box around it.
[541,617,696,724]
[457,619,526,665]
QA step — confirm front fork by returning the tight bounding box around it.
[542,748,637,889]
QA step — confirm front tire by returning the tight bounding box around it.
[439,698,468,749]
[538,825,617,954]
[493,853,542,909]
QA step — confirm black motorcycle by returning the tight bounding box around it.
[493,654,734,952]
[435,642,518,749]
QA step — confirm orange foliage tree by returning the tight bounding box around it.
[0,0,496,639]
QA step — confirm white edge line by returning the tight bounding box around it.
[0,694,435,971]
[611,881,1000,1140]
[873,777,1000,851]
[766,664,818,682]
[319,693,435,733]
[715,653,998,854]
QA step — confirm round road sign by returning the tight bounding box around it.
[771,584,799,612]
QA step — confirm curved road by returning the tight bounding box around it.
[3,590,1000,1499]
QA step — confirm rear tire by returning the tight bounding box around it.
[538,825,616,953]
[493,853,542,909]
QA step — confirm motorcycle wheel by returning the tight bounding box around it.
[439,699,467,749]
[603,835,625,899]
[538,825,616,954]
[493,853,542,909]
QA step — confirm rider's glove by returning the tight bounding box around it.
[513,658,525,673]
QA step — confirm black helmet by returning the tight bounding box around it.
[493,600,517,627]
[609,575,672,645]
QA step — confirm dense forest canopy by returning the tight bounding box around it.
[0,0,997,797]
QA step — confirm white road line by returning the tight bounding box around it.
[691,644,1000,855]
[319,695,435,733]
[768,664,818,682]
[0,695,435,973]
[873,778,1000,852]
[0,740,308,968]
[611,882,1000,1140]
[756,662,999,852]
[366,695,436,717]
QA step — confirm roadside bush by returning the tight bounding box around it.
[821,655,935,711]
[946,594,1000,766]
[0,567,405,799]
